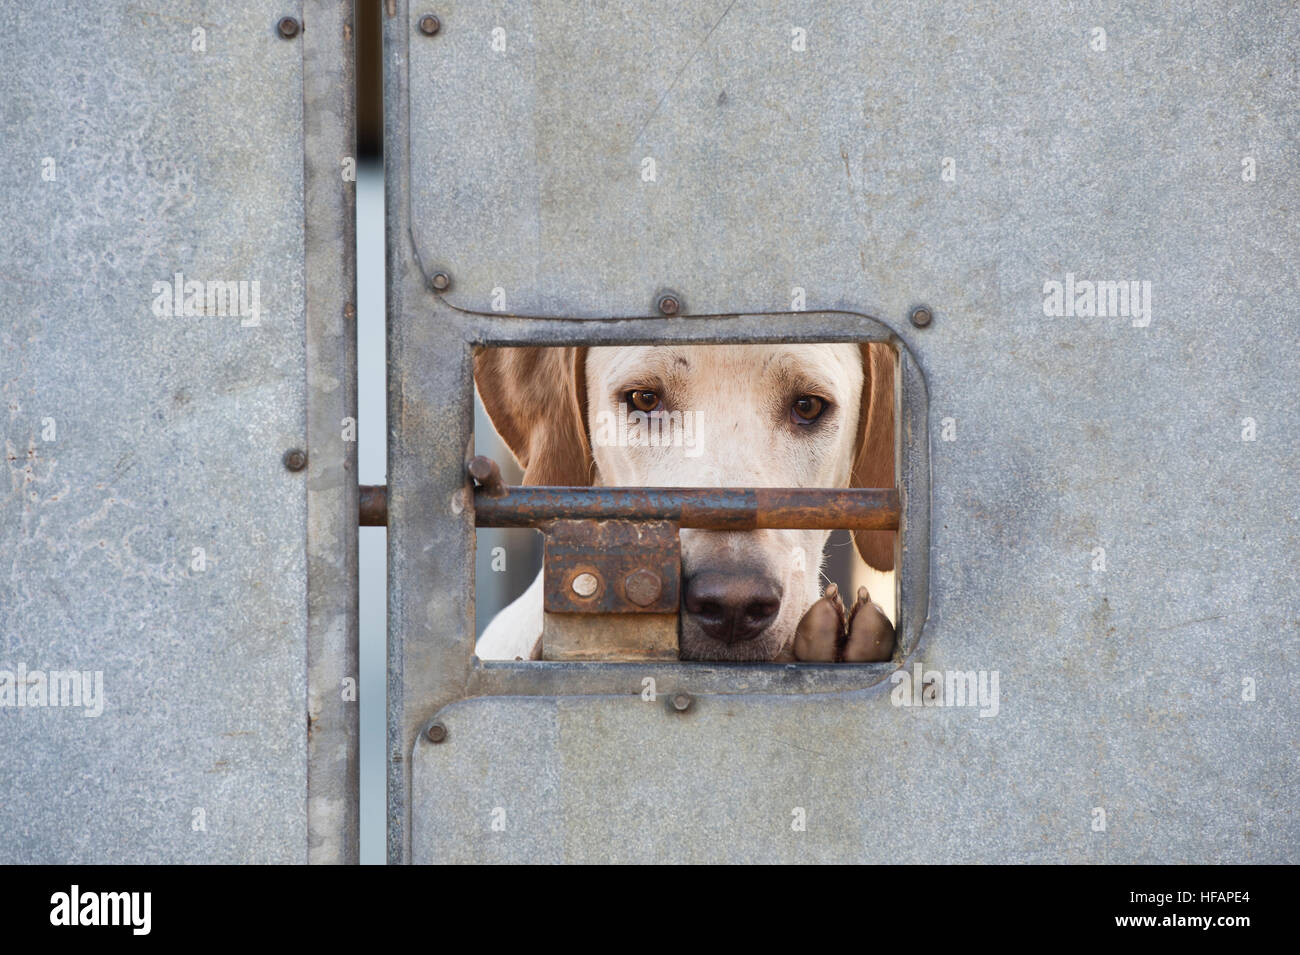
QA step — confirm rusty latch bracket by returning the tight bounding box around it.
[362,455,904,661]
[540,518,681,661]
[543,519,680,615]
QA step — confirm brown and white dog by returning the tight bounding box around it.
[473,342,896,663]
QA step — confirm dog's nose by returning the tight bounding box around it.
[682,572,782,644]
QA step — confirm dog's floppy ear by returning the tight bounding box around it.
[850,342,897,572]
[474,347,593,486]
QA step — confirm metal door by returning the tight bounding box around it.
[386,0,1298,863]
[0,0,358,863]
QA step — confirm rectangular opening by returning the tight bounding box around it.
[472,341,901,665]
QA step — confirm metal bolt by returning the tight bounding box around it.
[418,14,441,35]
[909,305,933,328]
[426,722,447,743]
[657,293,680,316]
[624,568,663,607]
[283,449,307,472]
[571,572,599,598]
[276,16,301,39]
[671,692,693,712]
[431,271,451,291]
[467,454,507,497]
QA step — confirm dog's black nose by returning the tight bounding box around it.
[683,572,782,644]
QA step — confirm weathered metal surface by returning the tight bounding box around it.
[541,614,679,662]
[303,0,360,865]
[389,0,1298,863]
[476,485,901,530]
[543,520,680,615]
[407,0,1294,326]
[0,0,356,863]
[386,317,927,862]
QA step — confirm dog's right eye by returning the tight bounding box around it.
[791,394,827,425]
[625,389,662,413]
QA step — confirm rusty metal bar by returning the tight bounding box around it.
[358,483,898,530]
[474,486,899,530]
[359,484,387,526]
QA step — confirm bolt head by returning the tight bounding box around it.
[909,305,933,328]
[277,16,300,39]
[571,572,600,598]
[624,568,663,607]
[283,449,307,472]
[431,271,451,291]
[419,14,441,35]
[671,693,693,712]
[427,722,448,743]
[657,294,680,316]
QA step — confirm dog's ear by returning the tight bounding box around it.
[850,342,897,572]
[474,347,593,486]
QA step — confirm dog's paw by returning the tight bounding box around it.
[790,584,895,662]
[842,585,895,662]
[791,582,847,662]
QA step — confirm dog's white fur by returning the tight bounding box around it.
[476,342,893,662]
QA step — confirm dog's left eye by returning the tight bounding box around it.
[791,395,827,425]
[625,389,662,413]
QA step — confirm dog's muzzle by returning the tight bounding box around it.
[681,570,783,644]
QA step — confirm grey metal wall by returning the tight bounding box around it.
[387,0,1298,862]
[1,1,357,863]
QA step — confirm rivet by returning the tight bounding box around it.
[909,305,933,328]
[427,722,447,743]
[624,569,662,607]
[431,271,451,291]
[276,16,301,39]
[283,449,307,472]
[656,293,680,316]
[418,14,441,36]
[671,692,693,712]
[571,572,599,598]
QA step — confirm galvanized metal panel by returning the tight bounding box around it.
[407,0,1300,324]
[1,0,356,863]
[389,0,1299,862]
[412,674,1288,864]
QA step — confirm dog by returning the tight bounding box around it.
[473,342,896,662]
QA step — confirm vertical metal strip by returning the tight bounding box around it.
[383,0,417,865]
[304,0,360,864]
[384,0,482,863]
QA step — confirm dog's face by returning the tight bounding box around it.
[474,342,895,662]
[585,344,861,660]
